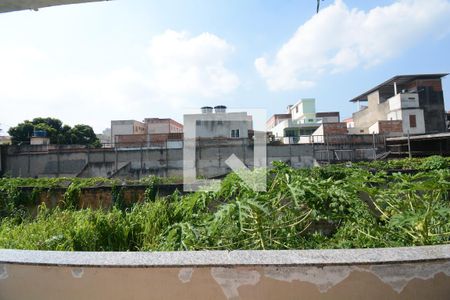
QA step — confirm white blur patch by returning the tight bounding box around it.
[0,264,8,280]
[211,267,260,299]
[178,268,194,283]
[71,267,84,279]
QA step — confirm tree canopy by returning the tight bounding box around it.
[8,117,101,147]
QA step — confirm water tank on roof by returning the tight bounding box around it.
[214,105,227,113]
[33,130,47,137]
[201,106,213,114]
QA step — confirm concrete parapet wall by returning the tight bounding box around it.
[0,245,449,299]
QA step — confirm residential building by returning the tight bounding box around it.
[267,98,342,144]
[111,118,184,147]
[350,74,448,136]
[184,105,253,139]
[144,118,183,134]
[266,114,291,131]
[316,112,340,123]
[111,120,146,146]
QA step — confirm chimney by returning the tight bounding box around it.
[214,105,227,113]
[201,106,213,114]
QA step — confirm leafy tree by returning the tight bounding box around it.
[32,117,62,132]
[8,117,100,147]
[69,125,101,148]
[7,121,34,145]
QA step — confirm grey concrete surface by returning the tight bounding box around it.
[1,245,449,268]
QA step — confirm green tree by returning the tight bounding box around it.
[7,121,34,145]
[69,124,101,147]
[31,117,62,132]
[8,118,100,147]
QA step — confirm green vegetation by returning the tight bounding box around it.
[0,157,449,251]
[8,117,100,147]
[353,155,450,171]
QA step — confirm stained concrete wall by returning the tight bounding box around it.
[3,140,381,179]
[0,246,449,300]
[417,83,447,133]
[353,91,391,134]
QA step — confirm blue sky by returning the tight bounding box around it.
[1,0,450,133]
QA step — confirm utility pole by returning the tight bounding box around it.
[317,0,325,13]
[407,131,412,158]
[372,133,376,160]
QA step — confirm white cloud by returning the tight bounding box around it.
[147,30,239,98]
[255,0,450,91]
[0,30,239,132]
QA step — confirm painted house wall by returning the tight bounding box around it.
[290,99,316,122]
[352,77,447,135]
[186,112,252,139]
[401,109,425,135]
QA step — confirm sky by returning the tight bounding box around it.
[1,0,450,134]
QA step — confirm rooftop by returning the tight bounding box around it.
[349,73,448,103]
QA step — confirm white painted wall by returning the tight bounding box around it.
[30,137,50,145]
[186,112,251,139]
[388,93,419,111]
[368,122,380,134]
[401,109,425,135]
[271,120,288,138]
[290,99,316,122]
[387,110,402,121]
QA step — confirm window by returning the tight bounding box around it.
[231,129,240,138]
[409,114,417,128]
[296,106,298,113]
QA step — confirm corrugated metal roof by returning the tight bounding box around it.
[0,0,108,13]
[349,73,448,102]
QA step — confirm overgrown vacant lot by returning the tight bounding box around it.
[0,156,449,251]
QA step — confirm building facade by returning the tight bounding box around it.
[350,74,448,136]
[144,118,183,134]
[111,118,183,147]
[184,106,253,139]
[267,98,342,144]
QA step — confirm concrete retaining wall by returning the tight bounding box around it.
[3,140,381,179]
[13,184,183,210]
[0,245,449,299]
